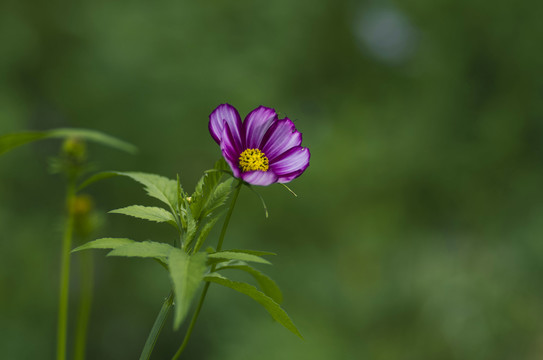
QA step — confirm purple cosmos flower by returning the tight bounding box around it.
[209,104,310,186]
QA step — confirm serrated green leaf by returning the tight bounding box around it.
[0,128,136,156]
[110,205,176,224]
[201,178,233,219]
[183,207,197,248]
[191,175,221,220]
[191,159,232,220]
[80,172,178,209]
[78,171,119,191]
[107,241,174,260]
[47,128,137,153]
[226,249,277,256]
[168,249,208,329]
[208,251,271,265]
[114,172,178,210]
[191,214,222,254]
[72,237,136,253]
[204,273,302,338]
[214,158,230,172]
[216,261,283,304]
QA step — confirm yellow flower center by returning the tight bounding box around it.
[238,148,269,172]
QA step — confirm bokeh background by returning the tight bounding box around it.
[2,0,543,359]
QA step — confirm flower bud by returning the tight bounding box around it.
[62,137,87,163]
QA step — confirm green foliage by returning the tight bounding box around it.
[208,250,272,265]
[180,159,233,252]
[190,159,232,221]
[204,273,302,338]
[0,128,136,156]
[107,241,174,262]
[216,261,283,304]
[109,205,176,225]
[77,172,120,191]
[168,249,208,329]
[191,214,222,254]
[72,238,136,252]
[70,165,296,352]
[225,249,277,256]
[113,172,179,211]
[78,171,179,210]
[180,201,197,249]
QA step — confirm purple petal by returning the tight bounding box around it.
[270,146,310,178]
[220,123,242,178]
[209,104,243,149]
[241,170,278,186]
[261,118,303,161]
[244,106,277,149]
[277,170,305,183]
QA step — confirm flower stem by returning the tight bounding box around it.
[171,180,243,360]
[74,250,94,360]
[57,180,76,360]
[139,291,175,360]
[215,180,242,253]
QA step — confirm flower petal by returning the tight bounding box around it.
[220,122,242,178]
[270,146,310,178]
[209,104,243,149]
[241,170,278,186]
[277,170,304,183]
[244,106,277,149]
[261,118,303,161]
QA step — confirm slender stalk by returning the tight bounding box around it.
[139,292,175,360]
[57,180,76,360]
[171,282,209,359]
[172,180,242,360]
[214,180,242,253]
[74,250,94,360]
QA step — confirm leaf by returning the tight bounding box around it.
[168,249,208,329]
[208,251,271,265]
[191,214,222,254]
[204,273,302,338]
[109,205,176,224]
[115,172,178,210]
[72,238,136,253]
[201,178,233,219]
[191,159,232,220]
[216,261,283,304]
[213,158,230,172]
[0,132,45,155]
[191,172,221,219]
[78,171,119,191]
[0,128,136,156]
[183,206,198,249]
[78,171,178,209]
[226,249,277,257]
[47,128,137,153]
[107,241,174,261]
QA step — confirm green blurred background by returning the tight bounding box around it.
[2,0,543,359]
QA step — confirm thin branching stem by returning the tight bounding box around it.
[139,291,175,360]
[171,180,242,360]
[57,179,76,360]
[74,250,94,360]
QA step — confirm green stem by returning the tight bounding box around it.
[57,180,76,360]
[74,250,94,360]
[172,180,242,360]
[215,180,242,253]
[139,292,175,360]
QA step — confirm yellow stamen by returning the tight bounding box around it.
[238,148,269,172]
